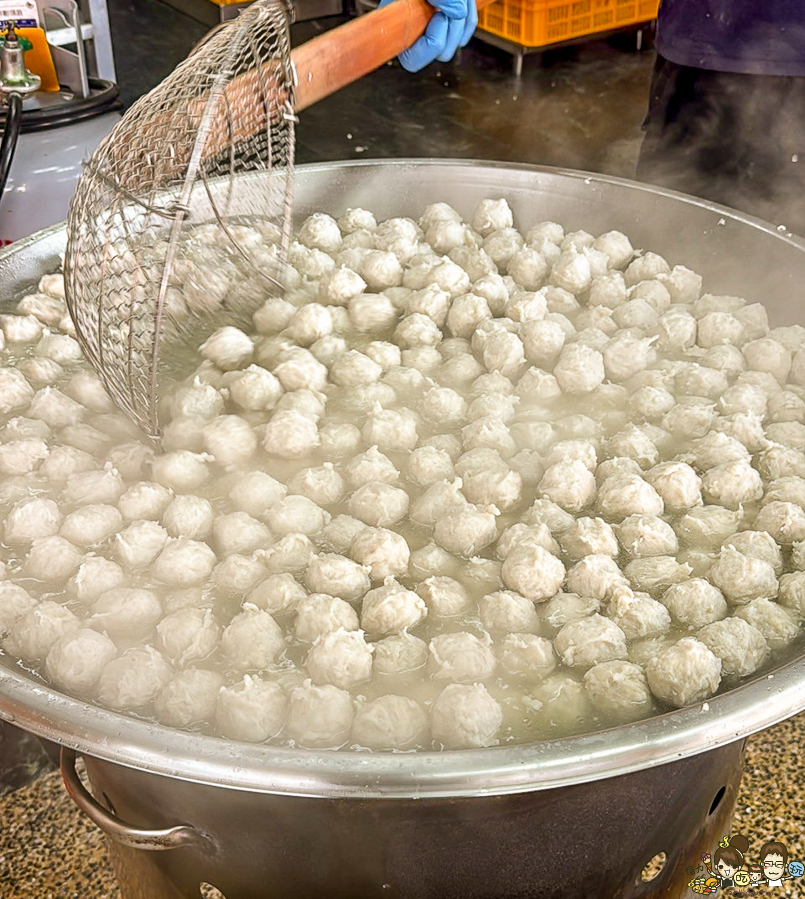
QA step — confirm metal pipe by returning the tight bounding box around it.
[0,90,22,196]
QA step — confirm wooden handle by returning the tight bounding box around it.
[293,0,496,111]
[191,0,496,161]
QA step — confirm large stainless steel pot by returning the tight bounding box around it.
[2,160,805,899]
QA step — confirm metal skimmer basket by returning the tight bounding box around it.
[63,0,296,439]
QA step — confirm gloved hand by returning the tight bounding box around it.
[379,0,478,73]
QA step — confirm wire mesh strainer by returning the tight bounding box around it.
[63,0,492,439]
[64,0,296,439]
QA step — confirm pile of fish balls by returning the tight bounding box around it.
[1,196,804,754]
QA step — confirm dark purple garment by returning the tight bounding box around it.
[656,0,805,76]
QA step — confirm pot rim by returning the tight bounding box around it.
[2,158,805,799]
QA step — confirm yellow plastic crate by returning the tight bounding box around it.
[478,0,658,48]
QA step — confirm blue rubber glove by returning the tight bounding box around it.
[379,0,477,73]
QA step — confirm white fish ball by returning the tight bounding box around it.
[225,366,282,412]
[303,554,369,603]
[429,631,496,683]
[434,506,498,557]
[254,297,295,334]
[408,542,460,581]
[287,681,354,748]
[319,266,367,306]
[709,547,778,605]
[212,512,271,556]
[265,495,330,538]
[735,598,799,650]
[407,446,454,487]
[538,460,596,513]
[743,337,791,384]
[654,308,697,353]
[45,627,117,695]
[540,592,599,631]
[553,343,605,394]
[360,250,404,290]
[4,601,79,662]
[644,462,702,512]
[118,482,173,522]
[299,213,342,252]
[221,603,284,671]
[160,495,214,540]
[559,517,618,559]
[662,579,728,630]
[28,387,84,429]
[500,544,564,601]
[201,415,257,470]
[151,451,211,493]
[262,533,316,574]
[320,515,367,556]
[583,660,653,722]
[497,633,557,680]
[596,474,663,520]
[67,557,125,603]
[431,683,502,749]
[200,327,253,371]
[273,349,328,392]
[216,675,287,742]
[155,668,224,728]
[34,332,82,363]
[348,482,409,529]
[698,617,768,677]
[229,471,286,518]
[352,695,428,750]
[349,527,409,581]
[446,293,491,338]
[348,292,398,333]
[701,460,763,508]
[0,368,34,414]
[23,536,82,581]
[97,645,172,711]
[554,614,628,669]
[482,229,525,271]
[617,515,678,558]
[361,581,427,638]
[4,498,61,545]
[754,501,805,543]
[479,590,539,635]
[113,521,169,570]
[60,504,122,547]
[373,632,429,677]
[607,588,671,640]
[295,593,359,643]
[415,576,470,618]
[247,572,306,616]
[473,198,513,235]
[153,538,216,586]
[90,588,162,639]
[20,357,63,385]
[565,555,628,601]
[156,607,220,666]
[305,628,373,689]
[169,380,225,420]
[263,410,321,458]
[406,284,452,327]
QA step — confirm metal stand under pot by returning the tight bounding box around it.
[62,742,743,899]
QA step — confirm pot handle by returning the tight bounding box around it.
[60,747,210,851]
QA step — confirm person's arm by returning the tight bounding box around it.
[378,0,478,72]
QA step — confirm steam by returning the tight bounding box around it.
[636,29,805,236]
